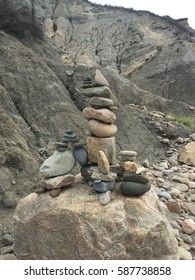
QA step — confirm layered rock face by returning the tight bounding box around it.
[13,184,179,260]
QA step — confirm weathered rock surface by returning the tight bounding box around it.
[13,185,179,260]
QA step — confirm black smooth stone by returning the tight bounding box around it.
[123,173,149,184]
[121,182,151,196]
[73,147,88,166]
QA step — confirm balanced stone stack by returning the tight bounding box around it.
[81,69,117,165]
[39,129,88,197]
[119,150,151,196]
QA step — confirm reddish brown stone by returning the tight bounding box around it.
[89,119,117,137]
[82,107,116,124]
[166,201,181,214]
[41,174,75,190]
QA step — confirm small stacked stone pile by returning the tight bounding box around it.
[119,150,151,196]
[39,129,88,197]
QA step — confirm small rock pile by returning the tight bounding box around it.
[119,150,151,196]
[38,129,88,197]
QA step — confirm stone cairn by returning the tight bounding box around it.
[39,129,88,198]
[80,69,119,205]
[38,69,151,204]
[119,151,151,196]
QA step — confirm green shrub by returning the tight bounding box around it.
[168,114,195,130]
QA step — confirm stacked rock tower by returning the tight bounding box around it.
[81,69,117,165]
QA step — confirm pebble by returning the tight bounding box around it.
[169,188,181,197]
[182,219,195,234]
[158,191,172,200]
[190,194,195,202]
[136,166,146,174]
[99,191,111,205]
[175,183,189,192]
[178,247,192,260]
[185,203,195,216]
[171,176,189,184]
[166,201,181,214]
[182,234,193,244]
[120,150,137,157]
[142,159,150,168]
[49,188,62,198]
[2,233,14,246]
[188,181,195,189]
[169,220,181,231]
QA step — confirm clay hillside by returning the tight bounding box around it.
[0,0,195,260]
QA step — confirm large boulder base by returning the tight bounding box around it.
[13,184,179,260]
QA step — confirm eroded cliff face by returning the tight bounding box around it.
[0,0,194,210]
[1,0,195,104]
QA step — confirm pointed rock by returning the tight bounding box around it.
[98,150,110,175]
[95,69,109,87]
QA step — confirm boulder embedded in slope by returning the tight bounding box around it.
[179,142,195,166]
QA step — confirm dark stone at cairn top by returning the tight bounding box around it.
[81,77,93,88]
[61,129,78,143]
